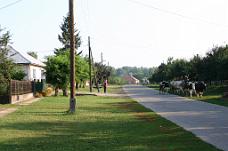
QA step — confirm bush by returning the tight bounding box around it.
[109,76,127,85]
[0,77,8,95]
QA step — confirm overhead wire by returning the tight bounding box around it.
[0,0,23,10]
[126,0,228,28]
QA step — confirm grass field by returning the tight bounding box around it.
[147,84,228,107]
[0,86,220,151]
[191,85,228,107]
[147,84,160,90]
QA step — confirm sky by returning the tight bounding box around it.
[1,0,228,68]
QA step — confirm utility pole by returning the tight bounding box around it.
[69,0,76,113]
[101,52,103,64]
[88,36,92,92]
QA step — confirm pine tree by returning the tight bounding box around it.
[55,14,81,55]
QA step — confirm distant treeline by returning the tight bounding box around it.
[109,66,155,84]
[149,45,228,83]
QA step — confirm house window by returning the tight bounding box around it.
[33,69,36,79]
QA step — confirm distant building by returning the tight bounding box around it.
[123,74,140,84]
[8,46,46,81]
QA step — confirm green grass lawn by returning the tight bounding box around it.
[147,84,160,90]
[190,85,228,107]
[0,103,16,109]
[0,87,220,151]
[147,83,228,107]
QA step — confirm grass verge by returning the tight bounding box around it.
[0,87,221,151]
[147,84,228,107]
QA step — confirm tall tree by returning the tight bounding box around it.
[0,27,14,81]
[55,14,81,55]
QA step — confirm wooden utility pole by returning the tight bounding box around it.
[69,0,76,113]
[101,52,104,64]
[88,36,92,92]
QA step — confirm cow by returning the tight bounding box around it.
[159,81,169,94]
[170,80,196,97]
[195,81,206,97]
[170,80,185,95]
[184,82,196,97]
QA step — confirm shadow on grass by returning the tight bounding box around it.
[0,97,221,151]
[0,120,219,151]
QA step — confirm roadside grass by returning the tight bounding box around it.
[190,85,228,107]
[147,83,228,107]
[147,84,159,90]
[0,87,221,151]
[0,103,17,109]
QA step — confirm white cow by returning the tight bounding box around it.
[170,80,196,97]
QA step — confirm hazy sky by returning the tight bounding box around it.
[1,0,228,68]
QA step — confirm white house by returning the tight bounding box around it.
[7,46,46,81]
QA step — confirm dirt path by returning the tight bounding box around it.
[0,98,41,118]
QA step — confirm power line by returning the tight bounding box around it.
[0,0,23,10]
[126,0,228,28]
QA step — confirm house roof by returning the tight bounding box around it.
[123,75,139,82]
[7,45,46,67]
[131,75,139,82]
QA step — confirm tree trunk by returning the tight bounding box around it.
[63,88,68,96]
[55,87,59,96]
[76,83,79,90]
[96,82,100,93]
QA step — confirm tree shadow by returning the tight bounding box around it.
[0,119,220,151]
[0,97,221,151]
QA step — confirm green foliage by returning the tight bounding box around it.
[0,26,26,83]
[45,53,70,90]
[150,45,228,83]
[0,75,8,95]
[27,51,38,59]
[115,66,154,81]
[0,28,14,81]
[94,63,112,84]
[76,56,89,85]
[11,66,26,80]
[55,14,81,55]
[45,51,90,92]
[108,76,127,85]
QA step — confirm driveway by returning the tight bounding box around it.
[123,85,228,151]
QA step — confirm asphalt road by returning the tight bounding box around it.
[123,85,228,151]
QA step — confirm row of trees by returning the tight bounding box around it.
[45,15,88,96]
[45,15,112,96]
[150,45,228,83]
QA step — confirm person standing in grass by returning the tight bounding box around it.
[103,79,108,93]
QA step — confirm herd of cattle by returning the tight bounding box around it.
[159,80,207,97]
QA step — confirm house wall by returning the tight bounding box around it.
[21,65,45,81]
[29,65,45,81]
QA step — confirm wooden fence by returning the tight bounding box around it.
[0,80,45,104]
[11,80,33,95]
